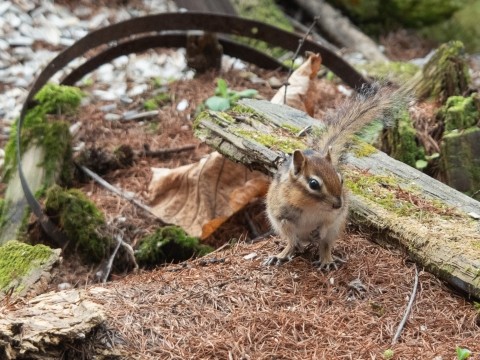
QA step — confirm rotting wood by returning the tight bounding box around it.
[0,288,111,359]
[194,98,480,299]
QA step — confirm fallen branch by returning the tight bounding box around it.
[77,164,160,221]
[142,144,196,157]
[293,0,388,62]
[392,265,419,345]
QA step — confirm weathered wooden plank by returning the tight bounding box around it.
[194,99,480,299]
[0,145,46,244]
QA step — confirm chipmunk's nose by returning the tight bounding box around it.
[332,196,342,209]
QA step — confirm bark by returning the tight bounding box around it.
[0,289,107,359]
[195,98,480,299]
[293,0,389,62]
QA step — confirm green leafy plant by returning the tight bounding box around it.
[456,346,472,360]
[205,78,258,111]
[143,92,171,110]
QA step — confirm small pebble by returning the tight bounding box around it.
[176,99,189,111]
[100,103,117,112]
[104,113,121,121]
[57,282,72,290]
[243,252,257,260]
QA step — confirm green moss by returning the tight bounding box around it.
[357,61,420,84]
[438,94,479,132]
[281,123,302,134]
[44,185,110,262]
[352,140,378,158]
[235,128,306,153]
[230,104,258,115]
[416,41,470,102]
[0,240,54,291]
[194,110,237,132]
[143,92,171,110]
[231,0,294,58]
[345,172,415,216]
[2,83,83,183]
[143,99,158,111]
[135,226,213,268]
[345,169,464,219]
[383,110,425,167]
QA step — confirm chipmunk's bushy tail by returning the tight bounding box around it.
[313,81,415,163]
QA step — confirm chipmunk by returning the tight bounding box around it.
[264,84,410,270]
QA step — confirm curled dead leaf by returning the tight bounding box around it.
[148,151,269,238]
[270,52,322,116]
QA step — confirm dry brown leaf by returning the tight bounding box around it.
[148,151,269,238]
[270,52,322,116]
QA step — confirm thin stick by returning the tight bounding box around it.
[77,164,161,222]
[392,265,419,345]
[142,144,196,157]
[283,16,319,104]
[100,234,123,283]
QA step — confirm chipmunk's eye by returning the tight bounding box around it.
[308,178,321,190]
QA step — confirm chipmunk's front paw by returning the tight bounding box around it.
[263,254,293,266]
[313,255,346,271]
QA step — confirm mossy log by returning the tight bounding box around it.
[195,99,480,299]
[415,40,470,102]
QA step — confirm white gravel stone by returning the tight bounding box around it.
[176,99,189,111]
[128,84,148,97]
[92,89,117,101]
[105,113,122,121]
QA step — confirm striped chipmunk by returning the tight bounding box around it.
[264,84,411,270]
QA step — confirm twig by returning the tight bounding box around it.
[77,164,162,222]
[283,16,319,104]
[392,265,419,345]
[100,233,123,283]
[285,13,339,53]
[141,144,196,158]
[122,110,158,121]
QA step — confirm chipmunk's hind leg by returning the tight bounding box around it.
[263,219,298,266]
[263,242,296,266]
[312,239,345,271]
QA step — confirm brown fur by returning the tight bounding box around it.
[265,84,413,268]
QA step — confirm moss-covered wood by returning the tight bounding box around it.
[194,98,480,299]
[0,240,61,296]
[0,84,82,245]
[416,41,470,102]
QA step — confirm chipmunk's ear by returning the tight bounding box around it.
[325,147,333,163]
[291,150,305,175]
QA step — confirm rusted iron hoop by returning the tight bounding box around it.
[17,12,369,246]
[62,33,288,86]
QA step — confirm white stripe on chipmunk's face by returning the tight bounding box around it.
[290,149,344,210]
